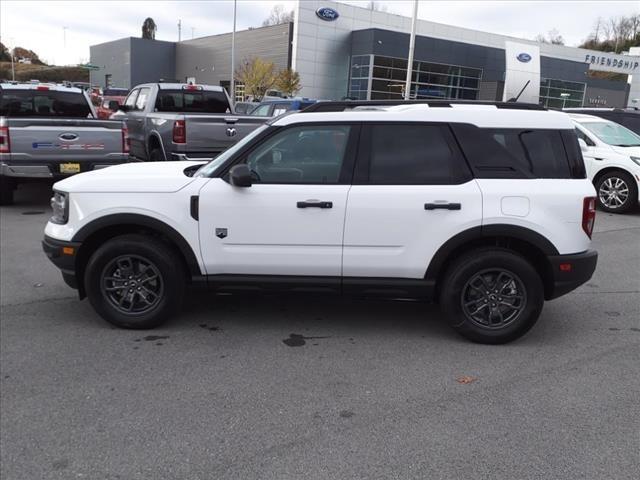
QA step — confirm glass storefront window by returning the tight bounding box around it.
[539,78,586,108]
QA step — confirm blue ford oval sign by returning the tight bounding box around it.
[517,52,532,63]
[316,7,339,21]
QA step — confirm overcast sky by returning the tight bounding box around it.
[1,0,638,65]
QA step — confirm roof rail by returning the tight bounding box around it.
[301,99,547,113]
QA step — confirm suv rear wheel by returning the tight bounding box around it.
[595,170,637,214]
[440,248,544,344]
[84,234,185,329]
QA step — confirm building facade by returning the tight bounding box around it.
[91,0,640,108]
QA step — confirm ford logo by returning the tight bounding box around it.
[59,133,78,141]
[517,53,532,63]
[316,7,339,21]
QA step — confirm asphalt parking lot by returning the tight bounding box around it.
[1,182,639,480]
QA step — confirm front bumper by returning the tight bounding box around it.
[546,249,598,300]
[42,235,82,289]
[1,158,128,179]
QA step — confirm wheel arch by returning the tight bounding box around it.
[146,131,166,160]
[425,225,559,300]
[72,213,202,297]
[592,166,635,187]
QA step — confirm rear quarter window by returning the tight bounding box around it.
[451,124,583,179]
[0,90,92,117]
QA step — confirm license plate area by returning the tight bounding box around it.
[59,163,81,174]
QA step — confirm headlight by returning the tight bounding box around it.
[50,191,68,225]
[630,156,640,167]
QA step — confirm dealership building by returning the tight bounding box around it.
[90,0,640,108]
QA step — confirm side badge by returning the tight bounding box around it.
[215,228,228,239]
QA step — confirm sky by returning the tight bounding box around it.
[0,0,638,66]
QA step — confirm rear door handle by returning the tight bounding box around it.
[297,200,333,209]
[424,202,461,210]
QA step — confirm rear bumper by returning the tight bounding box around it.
[1,158,128,179]
[546,249,598,300]
[42,235,81,289]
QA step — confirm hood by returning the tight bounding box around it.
[610,145,640,157]
[54,161,206,193]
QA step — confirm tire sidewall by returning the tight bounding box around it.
[440,249,544,344]
[596,171,637,214]
[84,235,184,329]
[149,148,166,162]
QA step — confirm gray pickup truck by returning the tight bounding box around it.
[112,83,265,161]
[0,83,129,205]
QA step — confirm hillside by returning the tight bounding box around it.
[0,62,89,83]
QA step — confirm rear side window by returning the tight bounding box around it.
[155,89,230,113]
[361,124,471,185]
[451,124,580,179]
[0,90,91,117]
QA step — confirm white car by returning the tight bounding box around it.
[570,113,640,213]
[43,102,598,344]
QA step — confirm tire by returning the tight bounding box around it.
[0,177,15,206]
[84,234,185,329]
[149,147,166,162]
[595,170,638,214]
[439,248,544,344]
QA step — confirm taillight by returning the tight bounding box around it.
[173,120,186,144]
[36,85,50,91]
[0,126,10,153]
[582,197,596,239]
[121,124,130,154]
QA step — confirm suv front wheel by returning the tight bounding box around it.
[440,248,544,344]
[84,234,185,329]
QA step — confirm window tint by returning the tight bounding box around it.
[124,89,139,108]
[575,127,595,146]
[135,88,150,110]
[365,124,468,184]
[245,125,351,184]
[0,90,91,117]
[451,124,577,179]
[155,89,230,113]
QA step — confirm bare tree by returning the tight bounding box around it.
[534,29,564,45]
[262,5,294,26]
[142,18,157,40]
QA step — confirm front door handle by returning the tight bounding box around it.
[424,202,461,211]
[297,200,333,209]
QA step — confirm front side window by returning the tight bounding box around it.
[124,89,139,108]
[580,121,640,147]
[245,125,352,184]
[365,124,468,184]
[250,104,272,117]
[134,87,150,111]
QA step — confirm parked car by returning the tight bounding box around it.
[111,83,265,161]
[570,113,640,213]
[564,108,640,135]
[249,98,318,117]
[0,83,130,205]
[233,101,258,115]
[43,101,597,344]
[96,96,125,119]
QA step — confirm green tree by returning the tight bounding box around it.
[235,57,277,101]
[275,68,301,97]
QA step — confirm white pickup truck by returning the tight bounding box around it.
[0,83,129,205]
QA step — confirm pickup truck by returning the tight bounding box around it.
[112,83,265,161]
[0,83,130,205]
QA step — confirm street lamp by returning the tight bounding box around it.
[560,92,570,109]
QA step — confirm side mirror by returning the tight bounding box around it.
[108,100,120,111]
[229,164,253,187]
[577,138,589,152]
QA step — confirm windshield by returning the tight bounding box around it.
[195,124,269,177]
[582,121,640,147]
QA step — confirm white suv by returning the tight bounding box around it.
[571,113,640,213]
[43,103,598,344]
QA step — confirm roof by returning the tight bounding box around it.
[568,113,611,123]
[273,104,575,129]
[0,83,82,94]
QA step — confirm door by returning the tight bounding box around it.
[343,123,483,279]
[126,87,150,158]
[198,123,358,277]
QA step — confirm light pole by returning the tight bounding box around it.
[560,92,570,109]
[404,0,419,100]
[230,0,237,105]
